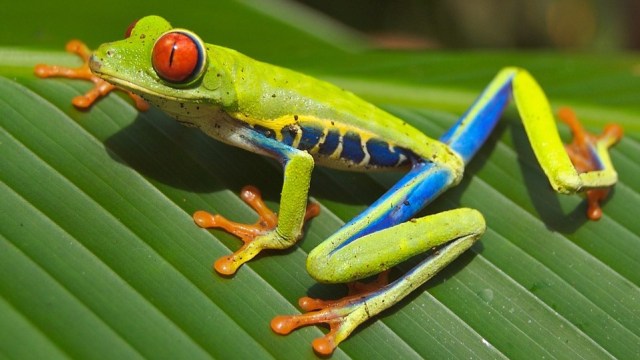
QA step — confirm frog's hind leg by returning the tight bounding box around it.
[268,68,516,353]
[441,67,622,219]
[272,207,485,355]
[269,158,481,354]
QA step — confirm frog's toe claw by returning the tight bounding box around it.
[33,64,55,78]
[130,94,150,111]
[71,95,94,109]
[213,256,237,275]
[64,39,92,59]
[192,210,219,228]
[586,190,607,220]
[213,245,259,275]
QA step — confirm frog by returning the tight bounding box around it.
[34,15,622,355]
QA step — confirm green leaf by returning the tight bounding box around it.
[1,1,639,359]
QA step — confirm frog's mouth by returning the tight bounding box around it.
[89,55,203,104]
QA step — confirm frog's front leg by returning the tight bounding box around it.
[34,40,149,111]
[193,128,319,275]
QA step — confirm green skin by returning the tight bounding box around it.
[87,15,619,353]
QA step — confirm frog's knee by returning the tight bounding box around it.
[306,251,332,283]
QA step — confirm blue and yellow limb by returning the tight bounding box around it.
[196,68,621,355]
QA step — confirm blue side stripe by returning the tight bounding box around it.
[280,125,296,146]
[440,76,513,163]
[298,126,323,151]
[342,131,365,163]
[366,138,409,167]
[318,129,340,155]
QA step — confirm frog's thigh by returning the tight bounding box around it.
[307,208,486,283]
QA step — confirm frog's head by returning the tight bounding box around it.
[90,16,234,115]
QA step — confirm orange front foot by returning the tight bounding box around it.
[34,40,148,111]
[193,186,320,275]
[558,107,623,220]
[271,271,390,355]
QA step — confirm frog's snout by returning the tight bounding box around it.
[88,54,102,73]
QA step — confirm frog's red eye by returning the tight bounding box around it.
[152,30,206,84]
[124,19,139,38]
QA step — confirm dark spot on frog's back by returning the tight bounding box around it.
[253,124,275,139]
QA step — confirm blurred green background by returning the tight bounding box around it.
[295,0,639,50]
[2,0,638,51]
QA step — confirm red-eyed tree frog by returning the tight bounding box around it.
[35,16,623,355]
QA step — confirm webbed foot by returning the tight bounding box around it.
[558,108,623,220]
[271,271,390,355]
[194,186,320,275]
